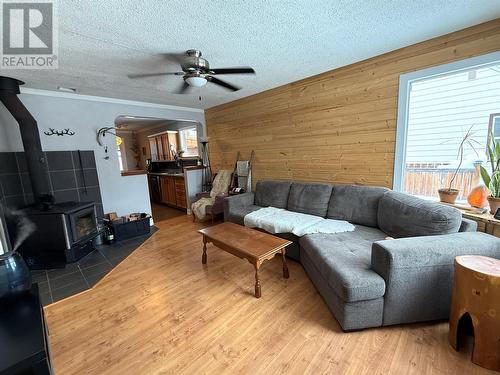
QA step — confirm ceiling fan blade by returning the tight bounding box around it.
[128,72,184,79]
[160,52,188,64]
[174,81,191,94]
[210,67,255,75]
[207,76,240,91]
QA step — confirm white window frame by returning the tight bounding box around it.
[178,125,199,157]
[393,51,500,192]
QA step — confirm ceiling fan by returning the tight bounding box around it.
[127,49,255,94]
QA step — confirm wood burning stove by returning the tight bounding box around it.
[68,203,98,243]
[0,76,100,268]
[17,202,98,268]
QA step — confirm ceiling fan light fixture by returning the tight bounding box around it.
[129,49,254,93]
[185,76,207,87]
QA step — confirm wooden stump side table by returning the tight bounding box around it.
[449,255,500,372]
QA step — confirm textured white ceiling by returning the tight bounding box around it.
[115,116,199,131]
[9,0,500,109]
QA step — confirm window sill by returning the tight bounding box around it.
[408,193,491,214]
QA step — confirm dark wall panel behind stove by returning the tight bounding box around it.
[0,150,104,218]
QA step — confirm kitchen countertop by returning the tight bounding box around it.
[121,169,147,176]
[148,172,184,177]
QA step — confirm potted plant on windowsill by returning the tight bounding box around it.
[438,126,478,204]
[480,133,500,214]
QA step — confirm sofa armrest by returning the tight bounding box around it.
[207,193,228,215]
[459,217,477,232]
[223,192,255,222]
[371,232,500,325]
[372,232,499,273]
[195,192,211,200]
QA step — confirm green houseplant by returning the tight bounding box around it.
[438,127,478,204]
[480,133,500,214]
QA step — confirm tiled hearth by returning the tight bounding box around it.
[31,228,157,306]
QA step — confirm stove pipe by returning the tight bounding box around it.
[0,76,52,204]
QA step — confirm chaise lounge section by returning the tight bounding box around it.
[223,180,500,330]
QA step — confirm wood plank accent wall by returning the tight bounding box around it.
[205,19,500,188]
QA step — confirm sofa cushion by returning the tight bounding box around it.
[328,184,388,227]
[275,232,299,243]
[302,253,384,330]
[225,205,263,226]
[287,182,333,217]
[378,191,462,238]
[299,226,387,302]
[255,180,292,208]
[275,232,301,261]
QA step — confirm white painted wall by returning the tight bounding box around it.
[0,89,205,216]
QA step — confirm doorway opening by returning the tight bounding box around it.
[114,115,205,224]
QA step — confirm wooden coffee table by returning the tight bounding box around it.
[198,222,292,298]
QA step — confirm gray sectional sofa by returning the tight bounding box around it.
[223,180,500,330]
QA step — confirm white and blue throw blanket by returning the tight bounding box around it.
[244,207,355,236]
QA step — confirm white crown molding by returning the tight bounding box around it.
[19,87,204,113]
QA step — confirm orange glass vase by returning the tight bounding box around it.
[467,185,489,208]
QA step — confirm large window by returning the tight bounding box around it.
[394,52,500,202]
[178,127,199,157]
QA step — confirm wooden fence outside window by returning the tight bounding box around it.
[404,163,478,201]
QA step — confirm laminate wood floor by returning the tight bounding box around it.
[44,215,495,374]
[151,203,185,223]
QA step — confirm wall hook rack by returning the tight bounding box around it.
[96,127,118,146]
[44,128,75,136]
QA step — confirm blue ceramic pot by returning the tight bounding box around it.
[0,251,32,299]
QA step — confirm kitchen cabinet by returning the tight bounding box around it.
[160,176,175,206]
[158,175,186,209]
[160,134,171,160]
[164,133,178,160]
[147,167,203,214]
[157,137,164,160]
[149,138,159,160]
[148,131,178,161]
[174,178,187,209]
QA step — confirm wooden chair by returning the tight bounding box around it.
[192,172,233,223]
[192,191,228,223]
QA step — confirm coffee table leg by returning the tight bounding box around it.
[202,236,207,265]
[254,264,261,298]
[282,248,290,279]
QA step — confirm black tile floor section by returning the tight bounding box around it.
[31,227,158,306]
